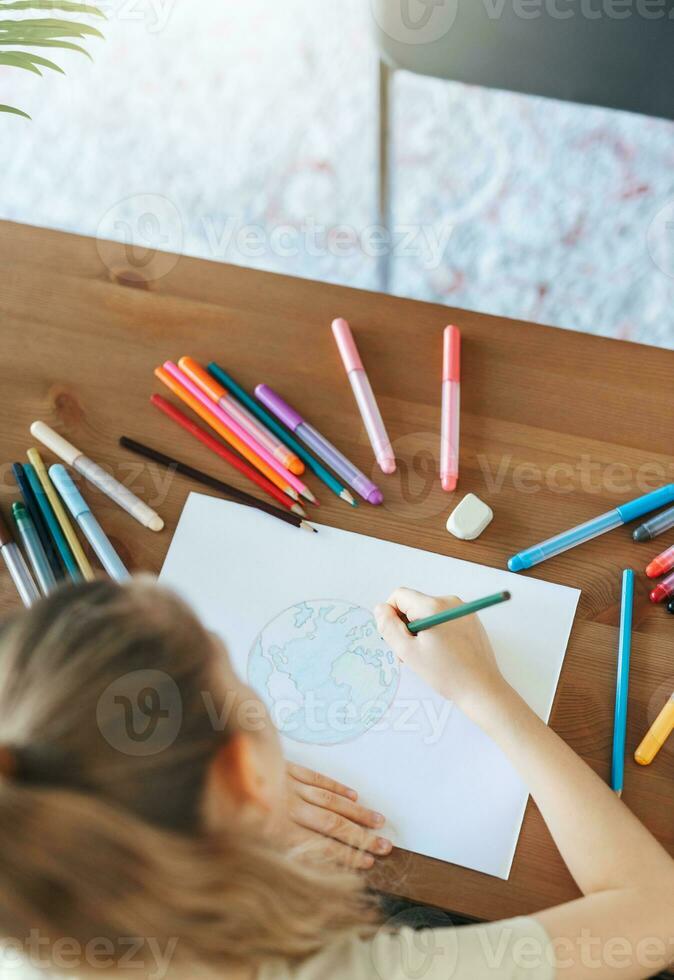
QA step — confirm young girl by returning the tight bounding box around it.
[0,580,672,980]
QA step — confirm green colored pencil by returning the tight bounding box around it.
[207,363,357,507]
[407,591,511,634]
[23,462,81,583]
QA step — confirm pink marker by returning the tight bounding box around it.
[441,325,461,493]
[332,318,396,475]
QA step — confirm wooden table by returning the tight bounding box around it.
[1,220,673,926]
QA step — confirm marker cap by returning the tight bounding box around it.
[332,318,363,374]
[178,357,226,403]
[30,421,81,467]
[49,465,89,519]
[11,502,30,525]
[255,385,303,432]
[649,570,674,603]
[443,325,461,382]
[618,485,674,523]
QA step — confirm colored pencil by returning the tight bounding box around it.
[208,362,356,507]
[154,366,301,503]
[163,362,318,506]
[178,357,304,476]
[23,461,81,583]
[612,569,634,796]
[119,438,317,534]
[12,462,63,579]
[150,395,305,517]
[407,591,511,634]
[27,448,95,581]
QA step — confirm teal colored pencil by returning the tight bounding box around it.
[407,591,511,634]
[611,569,634,797]
[208,363,356,507]
[23,463,81,583]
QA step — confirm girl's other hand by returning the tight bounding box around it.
[374,587,508,720]
[284,763,392,870]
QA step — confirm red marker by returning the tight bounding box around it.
[650,570,674,603]
[441,325,461,493]
[646,544,674,579]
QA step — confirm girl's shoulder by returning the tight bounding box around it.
[261,916,554,980]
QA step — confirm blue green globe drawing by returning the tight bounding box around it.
[248,600,400,745]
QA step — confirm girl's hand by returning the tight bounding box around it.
[284,763,392,870]
[374,587,508,720]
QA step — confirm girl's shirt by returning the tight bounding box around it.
[262,916,554,980]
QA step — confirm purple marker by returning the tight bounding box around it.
[255,385,384,505]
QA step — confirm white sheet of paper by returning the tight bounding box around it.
[159,493,580,879]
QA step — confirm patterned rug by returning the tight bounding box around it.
[1,0,673,355]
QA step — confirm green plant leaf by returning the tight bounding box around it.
[0,48,63,70]
[0,3,103,120]
[0,103,31,118]
[0,38,92,56]
[0,18,105,37]
[0,2,105,17]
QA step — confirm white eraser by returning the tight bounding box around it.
[446,493,494,541]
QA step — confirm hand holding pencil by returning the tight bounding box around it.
[374,588,505,710]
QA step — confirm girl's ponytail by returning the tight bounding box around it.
[0,778,371,975]
[0,583,374,974]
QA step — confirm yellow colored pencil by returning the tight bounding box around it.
[27,448,95,582]
[635,693,674,766]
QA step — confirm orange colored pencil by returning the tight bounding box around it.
[154,366,301,502]
[163,361,318,507]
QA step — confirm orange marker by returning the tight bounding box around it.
[178,357,304,477]
[154,366,301,502]
[635,693,674,765]
[646,544,674,579]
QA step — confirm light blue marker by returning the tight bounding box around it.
[508,484,674,572]
[612,569,634,796]
[49,465,130,583]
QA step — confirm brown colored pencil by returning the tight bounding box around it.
[119,437,317,534]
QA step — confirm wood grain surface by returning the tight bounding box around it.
[0,220,672,932]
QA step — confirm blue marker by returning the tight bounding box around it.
[49,465,130,583]
[508,484,674,572]
[612,569,634,796]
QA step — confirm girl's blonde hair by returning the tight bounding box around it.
[0,581,375,975]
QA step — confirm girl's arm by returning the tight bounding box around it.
[375,589,674,980]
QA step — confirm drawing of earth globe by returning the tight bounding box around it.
[248,599,400,745]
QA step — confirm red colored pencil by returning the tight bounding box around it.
[150,394,306,517]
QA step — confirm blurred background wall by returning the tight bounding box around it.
[1,0,673,348]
